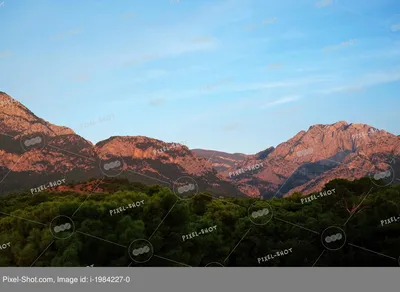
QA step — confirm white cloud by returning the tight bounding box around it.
[260,95,301,109]
[212,76,329,95]
[295,67,320,72]
[105,75,328,108]
[161,38,219,57]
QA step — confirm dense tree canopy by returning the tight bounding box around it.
[0,177,399,267]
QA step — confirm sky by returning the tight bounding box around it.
[0,0,400,154]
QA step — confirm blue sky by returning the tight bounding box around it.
[0,0,400,154]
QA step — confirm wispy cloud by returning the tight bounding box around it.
[107,75,329,108]
[295,67,320,72]
[260,95,301,109]
[315,71,400,95]
[316,0,333,8]
[50,29,82,41]
[221,76,329,94]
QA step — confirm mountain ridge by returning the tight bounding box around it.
[0,92,399,198]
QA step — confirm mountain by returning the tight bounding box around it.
[190,149,248,172]
[0,92,242,197]
[0,91,399,198]
[195,121,400,198]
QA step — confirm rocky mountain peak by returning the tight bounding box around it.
[0,93,75,137]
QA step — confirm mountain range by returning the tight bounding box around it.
[0,91,399,198]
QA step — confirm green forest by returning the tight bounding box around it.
[0,177,399,267]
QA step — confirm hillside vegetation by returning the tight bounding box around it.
[0,178,399,267]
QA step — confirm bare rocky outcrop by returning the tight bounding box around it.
[198,121,399,197]
[0,91,398,198]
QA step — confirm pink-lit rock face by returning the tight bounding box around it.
[0,92,399,198]
[197,121,399,197]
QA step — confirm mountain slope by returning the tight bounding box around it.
[196,121,400,198]
[0,92,243,197]
[0,92,399,198]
